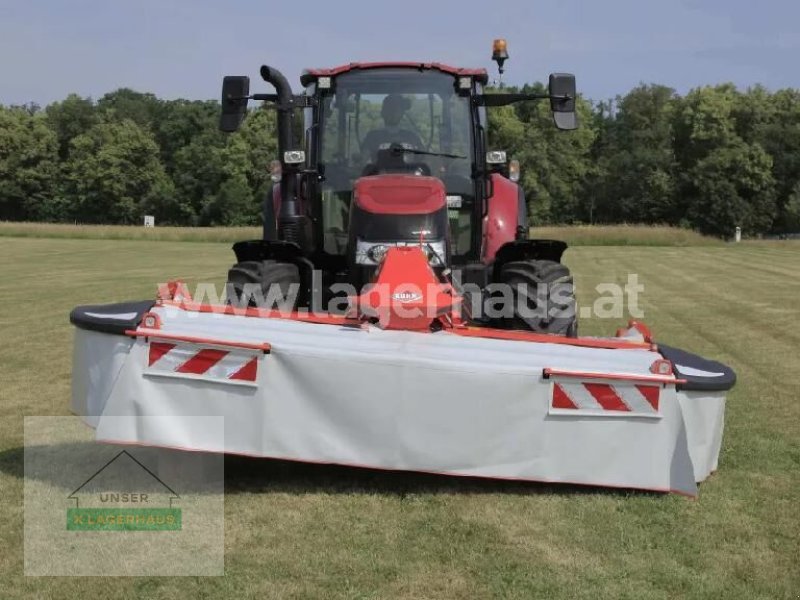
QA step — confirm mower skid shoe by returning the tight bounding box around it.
[71,303,734,497]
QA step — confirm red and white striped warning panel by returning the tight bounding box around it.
[144,340,260,386]
[549,379,661,418]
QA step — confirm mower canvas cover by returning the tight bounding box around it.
[70,298,735,497]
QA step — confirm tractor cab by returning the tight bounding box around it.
[302,65,484,262]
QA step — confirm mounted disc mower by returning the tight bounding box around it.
[69,43,736,496]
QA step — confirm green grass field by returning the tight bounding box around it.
[1,236,798,598]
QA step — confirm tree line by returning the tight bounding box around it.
[1,84,799,237]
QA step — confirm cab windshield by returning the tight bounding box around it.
[314,69,474,255]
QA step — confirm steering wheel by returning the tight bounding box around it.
[362,146,431,177]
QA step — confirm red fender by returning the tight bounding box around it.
[482,174,521,264]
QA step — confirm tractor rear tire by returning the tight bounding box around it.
[226,260,300,309]
[495,259,577,336]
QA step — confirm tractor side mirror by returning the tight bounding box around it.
[548,73,577,130]
[219,76,250,132]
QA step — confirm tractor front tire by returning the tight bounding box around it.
[226,260,301,309]
[494,259,577,336]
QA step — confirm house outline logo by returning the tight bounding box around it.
[66,450,182,531]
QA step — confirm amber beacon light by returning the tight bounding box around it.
[492,38,509,75]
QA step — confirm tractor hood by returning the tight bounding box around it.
[353,175,446,216]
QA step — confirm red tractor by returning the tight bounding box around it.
[66,45,736,496]
[220,44,579,335]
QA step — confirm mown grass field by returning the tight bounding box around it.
[0,234,798,599]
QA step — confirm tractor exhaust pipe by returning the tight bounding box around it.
[259,65,310,250]
[259,65,294,154]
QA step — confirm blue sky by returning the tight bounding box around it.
[1,0,797,106]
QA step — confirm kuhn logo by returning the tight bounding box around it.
[392,291,422,303]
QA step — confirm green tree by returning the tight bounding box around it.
[594,85,680,223]
[742,88,800,233]
[227,105,278,193]
[206,105,278,225]
[201,173,258,226]
[782,182,800,233]
[0,107,59,220]
[686,139,776,236]
[96,88,163,131]
[155,99,223,173]
[674,85,777,235]
[63,119,174,224]
[157,100,228,224]
[673,84,739,164]
[45,94,98,160]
